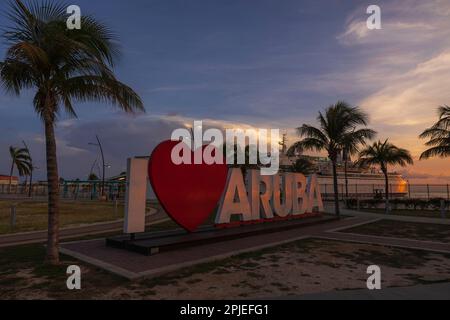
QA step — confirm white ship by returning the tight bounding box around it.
[280,152,408,199]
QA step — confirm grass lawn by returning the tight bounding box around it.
[0,200,129,234]
[362,208,449,219]
[341,219,450,243]
[1,237,450,299]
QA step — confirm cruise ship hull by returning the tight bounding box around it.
[316,172,408,199]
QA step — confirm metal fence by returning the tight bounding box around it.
[0,181,126,200]
[2,181,450,201]
[320,183,450,201]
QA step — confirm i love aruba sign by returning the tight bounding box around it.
[123,140,323,234]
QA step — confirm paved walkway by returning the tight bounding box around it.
[0,208,169,248]
[279,282,450,300]
[60,215,377,279]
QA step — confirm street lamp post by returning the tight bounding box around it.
[89,135,106,198]
[89,158,97,177]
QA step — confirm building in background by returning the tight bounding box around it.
[280,150,408,199]
[0,175,18,186]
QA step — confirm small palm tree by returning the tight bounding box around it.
[88,173,99,181]
[341,128,376,199]
[22,140,35,197]
[0,1,144,264]
[357,140,413,213]
[288,101,376,217]
[419,105,450,159]
[9,146,32,193]
[291,158,315,175]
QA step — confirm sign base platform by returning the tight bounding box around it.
[106,214,337,256]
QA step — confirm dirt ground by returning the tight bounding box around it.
[2,238,450,299]
[0,200,125,234]
[342,219,450,243]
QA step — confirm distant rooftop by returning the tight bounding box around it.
[0,175,18,181]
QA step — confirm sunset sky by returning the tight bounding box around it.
[1,0,449,182]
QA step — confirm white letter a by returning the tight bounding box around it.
[366,5,381,30]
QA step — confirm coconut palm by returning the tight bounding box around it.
[288,101,376,217]
[223,143,259,177]
[22,140,35,197]
[8,146,32,193]
[341,128,376,200]
[88,173,99,181]
[419,105,450,159]
[357,140,413,213]
[291,158,315,175]
[0,1,144,264]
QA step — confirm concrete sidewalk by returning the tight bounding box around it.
[0,208,169,248]
[279,282,450,300]
[59,216,377,279]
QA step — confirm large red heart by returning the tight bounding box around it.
[148,140,228,232]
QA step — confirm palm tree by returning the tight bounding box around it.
[22,140,35,197]
[222,143,257,171]
[419,105,450,159]
[288,101,375,217]
[88,173,99,181]
[0,1,144,264]
[291,158,315,175]
[9,146,32,193]
[341,128,375,200]
[357,140,413,213]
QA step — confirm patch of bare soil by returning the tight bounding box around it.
[2,239,450,299]
[341,220,450,243]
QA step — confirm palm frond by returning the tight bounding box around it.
[419,127,449,139]
[341,128,377,156]
[296,124,328,143]
[290,138,327,153]
[292,101,374,161]
[60,75,144,113]
[1,0,145,121]
[420,146,450,160]
[419,105,450,159]
[357,140,413,170]
[9,145,32,176]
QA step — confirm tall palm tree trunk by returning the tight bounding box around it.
[383,169,389,214]
[9,161,14,194]
[28,169,33,198]
[344,160,349,199]
[23,175,28,194]
[44,117,60,264]
[332,160,340,217]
